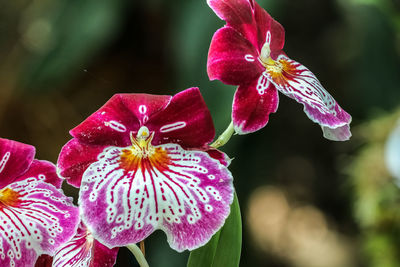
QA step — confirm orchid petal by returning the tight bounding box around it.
[207,26,264,85]
[52,223,118,267]
[57,139,107,188]
[207,0,284,51]
[79,143,233,251]
[205,149,231,167]
[263,55,352,141]
[0,177,79,267]
[20,160,63,189]
[0,138,35,189]
[71,94,171,147]
[232,76,279,134]
[148,88,215,149]
[207,0,254,28]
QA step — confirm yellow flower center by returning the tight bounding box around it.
[0,187,20,208]
[119,126,170,172]
[259,40,297,87]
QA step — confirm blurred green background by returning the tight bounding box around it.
[1,0,400,266]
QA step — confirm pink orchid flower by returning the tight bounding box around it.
[51,222,118,267]
[0,138,79,267]
[57,87,234,252]
[207,0,352,141]
[35,222,118,267]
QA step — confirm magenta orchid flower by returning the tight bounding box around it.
[0,138,79,267]
[207,0,352,141]
[57,87,234,252]
[51,222,119,267]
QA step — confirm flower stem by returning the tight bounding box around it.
[211,121,235,149]
[140,240,146,256]
[126,244,149,267]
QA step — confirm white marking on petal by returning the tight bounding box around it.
[244,54,255,62]
[0,152,10,174]
[159,122,187,133]
[104,121,127,132]
[256,74,270,95]
[266,31,271,44]
[205,204,213,212]
[138,105,147,114]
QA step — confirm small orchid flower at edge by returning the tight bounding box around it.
[207,0,352,141]
[57,87,234,263]
[0,138,79,267]
[35,222,119,267]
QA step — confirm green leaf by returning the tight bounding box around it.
[187,192,242,267]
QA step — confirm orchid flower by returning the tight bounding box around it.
[0,138,79,267]
[34,222,118,267]
[51,222,119,267]
[57,87,234,252]
[207,0,352,141]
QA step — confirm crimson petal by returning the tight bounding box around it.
[207,26,264,85]
[207,0,285,51]
[148,87,215,149]
[232,76,279,134]
[21,160,63,189]
[57,139,107,188]
[71,94,171,147]
[0,138,35,189]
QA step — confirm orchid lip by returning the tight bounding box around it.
[79,134,233,249]
[127,126,156,160]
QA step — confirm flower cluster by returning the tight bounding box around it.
[0,0,352,266]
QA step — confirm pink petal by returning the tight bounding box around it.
[20,160,63,189]
[70,94,171,146]
[57,139,107,188]
[148,87,215,149]
[0,138,35,189]
[207,0,285,52]
[52,223,118,267]
[264,54,352,141]
[207,26,264,85]
[232,76,279,134]
[1,178,79,267]
[78,143,233,251]
[205,148,231,167]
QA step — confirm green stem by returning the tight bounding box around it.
[211,121,235,149]
[126,244,150,267]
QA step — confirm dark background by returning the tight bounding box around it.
[1,0,400,266]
